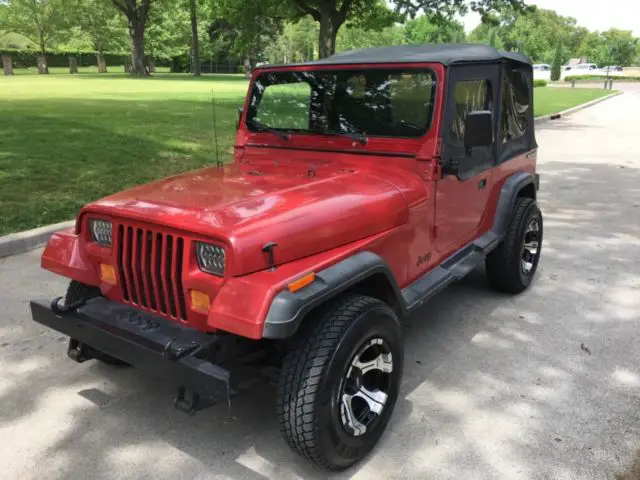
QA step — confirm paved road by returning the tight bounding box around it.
[1,86,640,480]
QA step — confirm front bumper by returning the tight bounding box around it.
[30,297,230,412]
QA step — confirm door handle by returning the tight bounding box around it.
[478,178,487,189]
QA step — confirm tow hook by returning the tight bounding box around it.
[67,338,94,363]
[51,296,87,315]
[174,387,216,414]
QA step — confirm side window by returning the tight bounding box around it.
[451,79,492,142]
[500,70,530,144]
[254,83,311,130]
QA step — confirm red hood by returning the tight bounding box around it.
[82,161,415,275]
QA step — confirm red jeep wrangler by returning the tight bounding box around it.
[31,44,542,469]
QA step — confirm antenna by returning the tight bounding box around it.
[211,90,222,168]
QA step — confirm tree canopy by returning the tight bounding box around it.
[1,0,639,76]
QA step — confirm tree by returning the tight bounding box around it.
[600,29,637,67]
[279,0,526,58]
[404,14,465,44]
[550,40,561,81]
[189,0,200,75]
[146,0,190,69]
[73,0,127,73]
[111,0,152,76]
[488,27,496,47]
[3,0,68,73]
[208,0,286,72]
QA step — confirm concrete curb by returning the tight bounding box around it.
[535,90,623,125]
[0,220,74,259]
[0,90,625,260]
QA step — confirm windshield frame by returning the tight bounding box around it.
[245,65,438,141]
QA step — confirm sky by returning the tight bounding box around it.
[462,0,640,36]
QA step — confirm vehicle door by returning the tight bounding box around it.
[434,64,500,255]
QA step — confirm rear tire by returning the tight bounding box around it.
[486,197,543,293]
[64,280,128,366]
[276,294,403,470]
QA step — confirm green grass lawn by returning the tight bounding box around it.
[534,87,612,116]
[0,75,613,235]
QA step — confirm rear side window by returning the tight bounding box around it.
[500,70,530,144]
[450,79,493,142]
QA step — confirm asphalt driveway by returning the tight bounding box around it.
[1,86,639,480]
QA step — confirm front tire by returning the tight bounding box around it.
[64,281,128,366]
[486,197,543,293]
[277,294,403,470]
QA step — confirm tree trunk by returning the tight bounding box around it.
[189,0,201,76]
[36,54,49,74]
[318,10,340,59]
[97,52,108,73]
[148,57,156,73]
[243,56,253,77]
[69,56,78,74]
[2,54,13,75]
[128,21,147,76]
[124,56,132,73]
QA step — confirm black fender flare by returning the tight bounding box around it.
[261,251,402,339]
[491,171,538,237]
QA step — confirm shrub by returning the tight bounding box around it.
[533,79,547,87]
[565,74,640,82]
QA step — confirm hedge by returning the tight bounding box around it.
[0,49,129,68]
[533,79,547,87]
[1,49,243,73]
[564,74,640,82]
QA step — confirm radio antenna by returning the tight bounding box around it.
[211,90,222,168]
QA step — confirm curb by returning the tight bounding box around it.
[0,220,74,259]
[0,90,625,260]
[535,90,623,124]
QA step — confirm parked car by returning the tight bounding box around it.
[533,63,551,80]
[31,43,542,470]
[602,65,624,76]
[570,63,601,74]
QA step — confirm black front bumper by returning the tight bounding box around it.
[30,297,230,412]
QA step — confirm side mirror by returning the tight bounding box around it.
[463,110,493,149]
[236,108,243,130]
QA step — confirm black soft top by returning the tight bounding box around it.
[268,44,531,68]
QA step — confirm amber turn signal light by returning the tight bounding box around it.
[190,290,210,313]
[99,264,117,285]
[288,272,316,293]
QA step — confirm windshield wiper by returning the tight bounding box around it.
[247,120,290,141]
[318,129,368,145]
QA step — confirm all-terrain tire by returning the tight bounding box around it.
[276,294,403,470]
[486,197,543,293]
[64,280,128,366]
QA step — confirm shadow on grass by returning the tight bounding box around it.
[1,157,639,479]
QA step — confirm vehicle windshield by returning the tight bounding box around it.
[246,68,437,139]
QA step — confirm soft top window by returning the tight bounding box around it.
[247,68,437,139]
[501,68,530,144]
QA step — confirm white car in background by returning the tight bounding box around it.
[569,63,601,75]
[533,63,551,80]
[601,65,624,76]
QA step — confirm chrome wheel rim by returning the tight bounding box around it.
[521,217,540,274]
[339,337,393,437]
